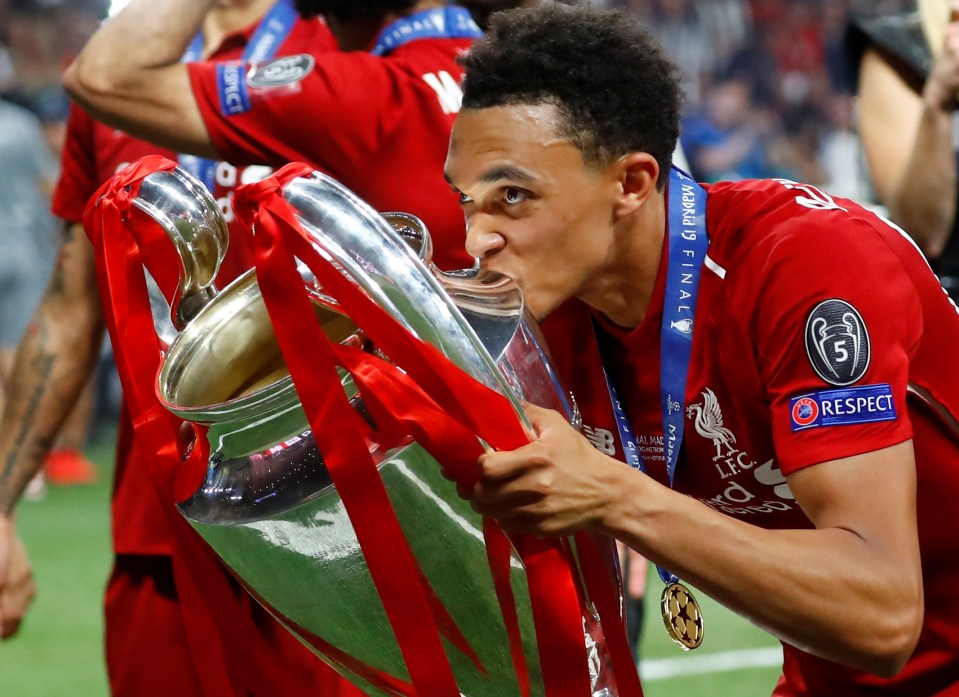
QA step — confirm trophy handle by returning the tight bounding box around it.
[131,167,230,331]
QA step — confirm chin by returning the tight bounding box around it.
[524,295,558,323]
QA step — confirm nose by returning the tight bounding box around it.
[464,213,506,260]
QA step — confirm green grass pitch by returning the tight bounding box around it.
[1,442,783,696]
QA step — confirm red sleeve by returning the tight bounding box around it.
[51,104,100,224]
[186,52,403,178]
[740,204,920,474]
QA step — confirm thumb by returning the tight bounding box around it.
[521,402,564,436]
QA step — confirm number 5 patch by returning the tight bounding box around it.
[804,299,870,386]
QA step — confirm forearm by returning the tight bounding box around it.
[888,99,958,258]
[68,0,213,93]
[62,0,216,155]
[0,228,105,514]
[596,465,919,676]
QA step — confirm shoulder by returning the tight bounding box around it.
[705,178,910,259]
[284,16,337,54]
[704,178,931,320]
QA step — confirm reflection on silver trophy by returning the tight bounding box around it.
[127,164,624,696]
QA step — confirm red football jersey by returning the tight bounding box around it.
[552,179,959,695]
[52,15,336,556]
[186,34,476,271]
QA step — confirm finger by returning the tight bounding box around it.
[476,443,547,483]
[521,401,551,424]
[0,616,21,640]
[473,479,545,510]
[0,577,35,640]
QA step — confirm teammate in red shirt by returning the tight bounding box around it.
[63,0,482,271]
[444,5,959,695]
[0,4,361,696]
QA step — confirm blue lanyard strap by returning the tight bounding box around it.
[180,0,297,190]
[371,6,482,56]
[660,167,708,482]
[601,167,708,584]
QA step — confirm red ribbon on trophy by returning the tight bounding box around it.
[232,162,645,697]
[83,156,404,696]
[85,155,643,697]
[84,155,285,696]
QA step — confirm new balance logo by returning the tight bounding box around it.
[582,425,616,455]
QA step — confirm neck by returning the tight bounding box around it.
[579,189,667,329]
[328,0,444,51]
[202,0,276,53]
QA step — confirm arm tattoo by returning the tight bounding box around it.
[0,319,59,506]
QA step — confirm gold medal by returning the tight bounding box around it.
[660,581,704,650]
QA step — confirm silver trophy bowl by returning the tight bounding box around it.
[138,167,615,696]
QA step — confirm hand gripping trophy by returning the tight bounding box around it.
[84,156,645,697]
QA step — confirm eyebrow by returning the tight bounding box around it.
[444,164,537,189]
[478,165,536,184]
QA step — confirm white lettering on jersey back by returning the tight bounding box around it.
[240,165,274,186]
[422,71,463,115]
[582,424,616,455]
[775,179,846,212]
[214,164,275,223]
[216,162,238,188]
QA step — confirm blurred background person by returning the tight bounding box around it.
[680,73,780,182]
[0,0,361,695]
[0,64,81,496]
[853,0,959,301]
[0,55,57,393]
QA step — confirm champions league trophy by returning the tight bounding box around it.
[97,160,640,697]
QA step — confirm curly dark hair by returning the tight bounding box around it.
[459,4,683,188]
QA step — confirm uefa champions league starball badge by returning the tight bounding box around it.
[661,581,705,650]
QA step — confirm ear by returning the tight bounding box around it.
[612,152,660,218]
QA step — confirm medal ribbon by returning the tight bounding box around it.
[179,0,297,191]
[370,6,481,56]
[602,166,708,584]
[233,163,644,697]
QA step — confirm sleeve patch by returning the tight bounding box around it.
[216,62,251,116]
[804,298,870,385]
[246,54,315,89]
[789,383,897,432]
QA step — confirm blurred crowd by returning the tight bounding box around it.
[0,0,926,439]
[620,0,915,201]
[2,0,921,229]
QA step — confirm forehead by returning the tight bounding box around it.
[446,104,583,184]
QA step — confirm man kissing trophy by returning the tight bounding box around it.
[83,156,647,697]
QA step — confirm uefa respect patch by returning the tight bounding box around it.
[217,62,251,116]
[789,383,897,432]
